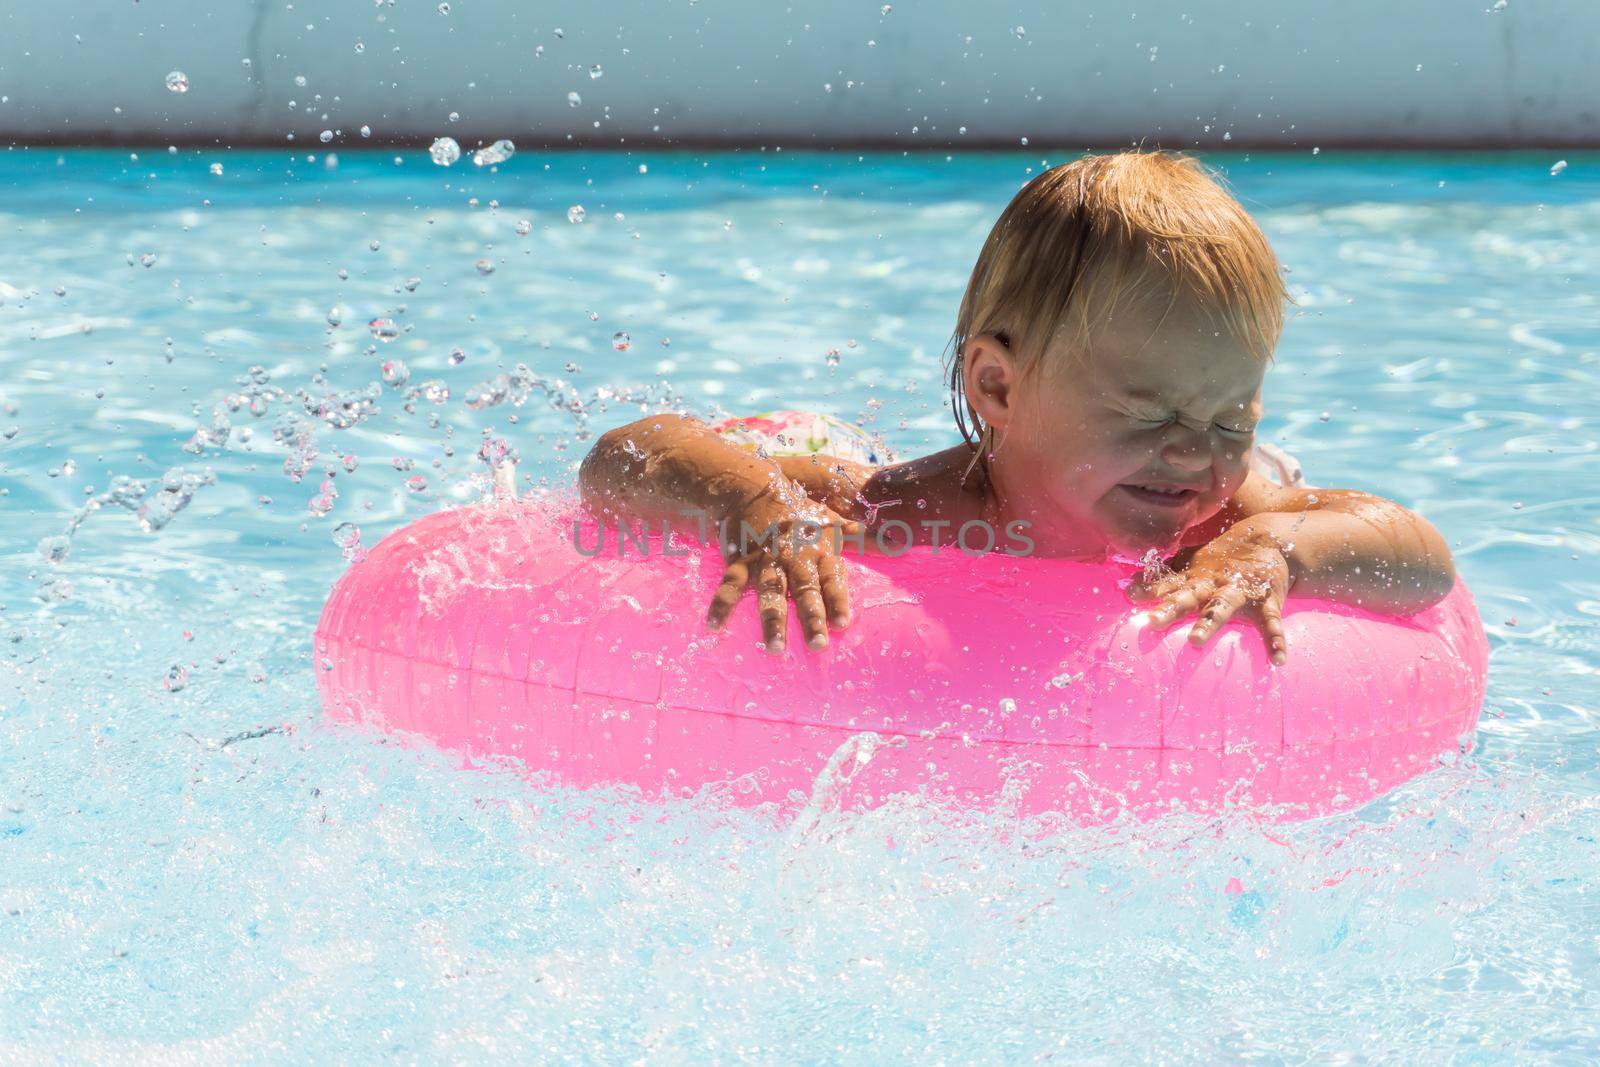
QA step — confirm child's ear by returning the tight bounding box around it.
[963,332,1018,426]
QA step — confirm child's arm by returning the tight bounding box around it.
[773,454,878,523]
[579,413,786,531]
[578,414,863,653]
[1132,474,1456,664]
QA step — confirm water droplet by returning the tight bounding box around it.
[295,74,308,87]
[567,204,586,223]
[308,481,337,515]
[515,218,532,236]
[165,70,189,93]
[448,347,466,365]
[369,239,381,252]
[381,359,410,387]
[209,162,223,176]
[38,535,70,564]
[825,347,841,367]
[472,138,515,166]
[368,317,400,342]
[354,41,366,54]
[429,137,461,166]
[405,474,429,493]
[1319,411,1331,422]
[567,90,582,107]
[448,111,460,122]
[612,331,631,351]
[360,124,372,138]
[637,163,648,174]
[326,307,343,327]
[319,129,333,144]
[404,276,422,292]
[140,252,158,268]
[881,3,892,12]
[1012,25,1026,38]
[553,27,564,37]
[164,665,189,692]
[1551,159,1569,176]
[437,1,450,12]
[475,259,495,275]
[332,522,366,561]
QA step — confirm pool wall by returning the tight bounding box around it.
[1,0,1596,147]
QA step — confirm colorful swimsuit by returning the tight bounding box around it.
[708,409,1307,488]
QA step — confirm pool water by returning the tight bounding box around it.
[1,149,1596,1060]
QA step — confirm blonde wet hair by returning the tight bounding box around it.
[947,150,1291,477]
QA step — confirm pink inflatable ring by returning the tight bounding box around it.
[314,498,1488,820]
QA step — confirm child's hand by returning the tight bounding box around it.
[706,480,863,654]
[1128,522,1292,665]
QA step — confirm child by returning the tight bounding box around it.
[578,151,1455,660]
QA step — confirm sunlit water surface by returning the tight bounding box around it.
[1,149,1597,1061]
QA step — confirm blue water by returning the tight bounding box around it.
[2,148,1597,1060]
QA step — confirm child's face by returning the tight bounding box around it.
[991,294,1267,557]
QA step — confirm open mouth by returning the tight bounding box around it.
[1118,483,1200,508]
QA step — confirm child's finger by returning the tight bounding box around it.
[706,559,751,631]
[754,560,789,653]
[1148,578,1215,627]
[1188,586,1249,646]
[817,551,852,628]
[1128,573,1180,603]
[1260,595,1288,666]
[1148,586,1200,627]
[786,560,830,651]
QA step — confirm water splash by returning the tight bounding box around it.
[472,139,515,166]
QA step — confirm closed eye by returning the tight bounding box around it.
[1131,410,1256,436]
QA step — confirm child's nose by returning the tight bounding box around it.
[1160,427,1214,473]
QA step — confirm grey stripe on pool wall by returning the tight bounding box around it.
[1,0,1596,148]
